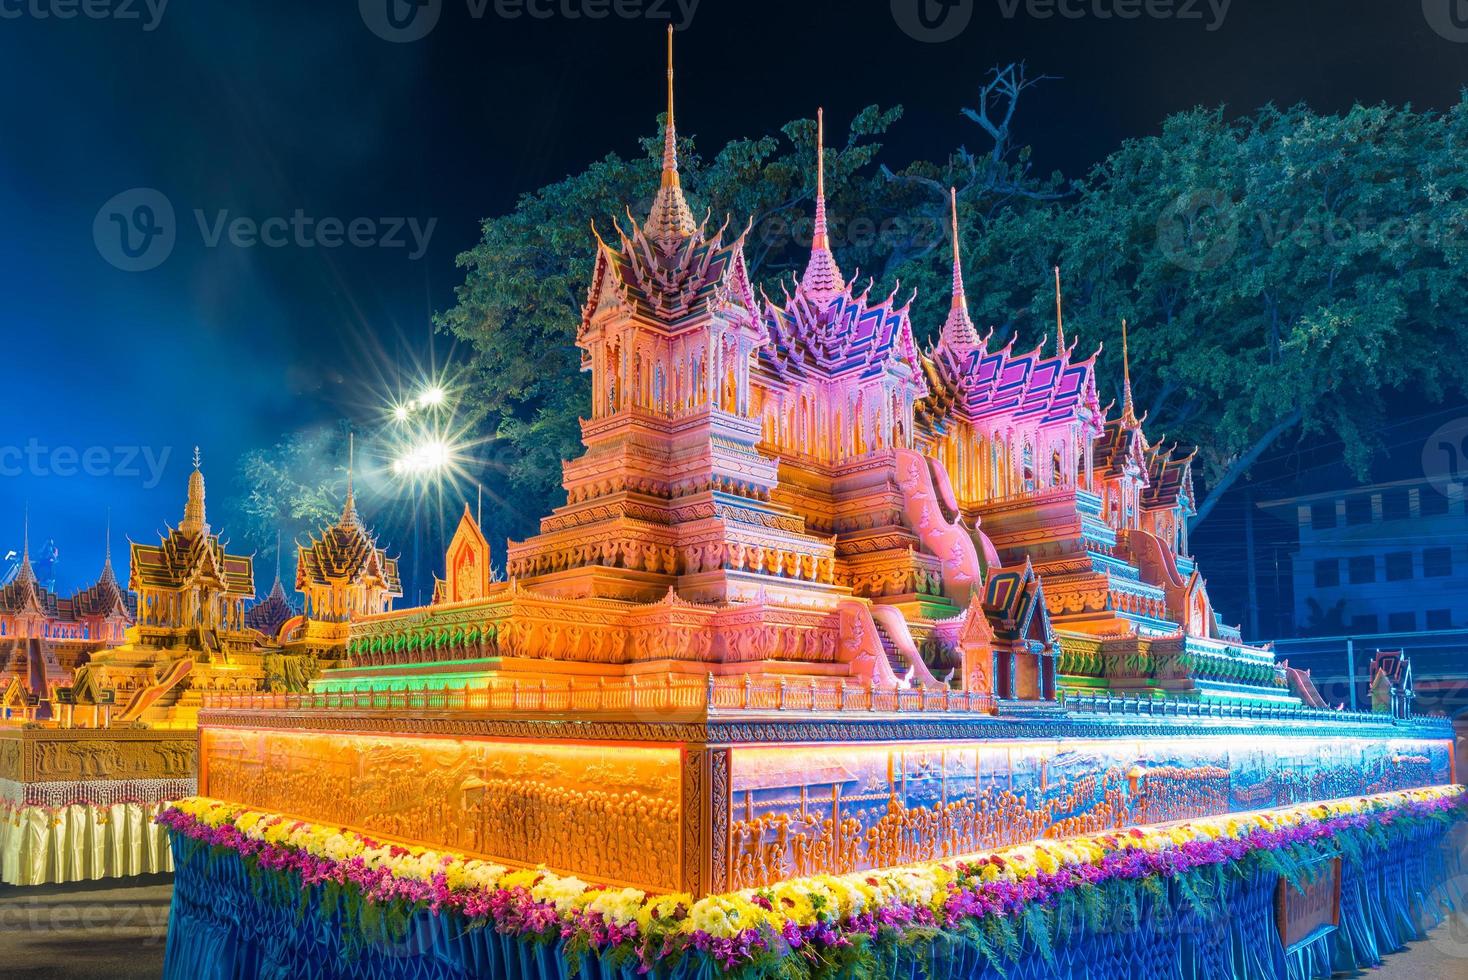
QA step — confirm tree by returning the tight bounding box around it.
[225,425,352,581]
[422,79,1468,535]
[971,99,1468,524]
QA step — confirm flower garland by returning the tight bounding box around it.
[159,785,1466,977]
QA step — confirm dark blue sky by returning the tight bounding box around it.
[2,0,1464,595]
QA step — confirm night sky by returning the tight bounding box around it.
[1,0,1464,596]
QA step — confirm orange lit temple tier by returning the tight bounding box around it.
[195,710,1452,897]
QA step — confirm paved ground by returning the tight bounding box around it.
[1,875,1466,979]
[0,876,171,980]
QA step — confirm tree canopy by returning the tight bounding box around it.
[425,74,1468,534]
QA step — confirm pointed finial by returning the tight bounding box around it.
[813,108,828,249]
[644,25,696,247]
[1121,317,1137,425]
[14,503,35,587]
[798,107,844,306]
[1054,266,1065,353]
[274,528,282,586]
[663,24,677,187]
[181,447,209,537]
[104,508,111,565]
[938,187,980,348]
[341,432,360,527]
[950,187,964,305]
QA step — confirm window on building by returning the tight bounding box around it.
[1387,611,1416,633]
[1426,609,1454,630]
[1310,502,1336,530]
[1350,614,1378,634]
[1345,496,1373,526]
[1385,552,1414,581]
[1424,547,1454,577]
[1348,556,1376,584]
[1420,491,1449,517]
[1380,489,1410,522]
[1314,559,1340,587]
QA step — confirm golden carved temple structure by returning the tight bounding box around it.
[186,31,1453,905]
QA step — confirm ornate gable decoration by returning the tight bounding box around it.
[442,505,492,604]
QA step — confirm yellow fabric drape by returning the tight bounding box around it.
[0,802,174,886]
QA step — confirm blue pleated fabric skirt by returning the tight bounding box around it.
[162,823,1464,980]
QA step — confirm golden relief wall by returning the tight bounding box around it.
[200,729,685,891]
[720,735,1453,892]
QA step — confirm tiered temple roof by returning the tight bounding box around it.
[246,576,299,637]
[1,517,135,640]
[758,110,925,390]
[297,492,401,596]
[129,458,255,600]
[1142,443,1198,512]
[580,30,757,336]
[67,548,135,624]
[916,198,1099,436]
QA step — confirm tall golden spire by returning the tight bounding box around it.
[180,446,209,537]
[813,108,828,250]
[662,23,677,188]
[341,432,360,527]
[644,25,696,248]
[1120,318,1137,426]
[799,107,845,305]
[938,186,980,347]
[1054,266,1065,353]
[13,504,35,588]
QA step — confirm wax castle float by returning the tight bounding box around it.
[183,33,1455,925]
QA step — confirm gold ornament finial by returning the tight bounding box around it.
[1121,317,1136,424]
[662,23,678,189]
[950,187,964,308]
[1054,266,1065,353]
[181,447,209,537]
[644,25,696,246]
[341,432,360,527]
